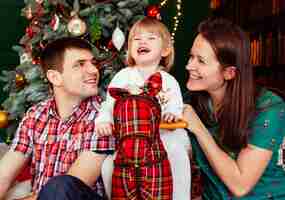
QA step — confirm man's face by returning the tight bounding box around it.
[58,48,99,100]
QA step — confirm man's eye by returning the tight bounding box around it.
[73,62,84,68]
[91,58,97,65]
[91,60,101,69]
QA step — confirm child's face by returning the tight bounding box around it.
[130,30,168,67]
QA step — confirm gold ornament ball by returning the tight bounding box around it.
[67,16,87,36]
[0,111,8,128]
[15,73,26,88]
[25,6,33,20]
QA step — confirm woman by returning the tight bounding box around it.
[183,18,285,199]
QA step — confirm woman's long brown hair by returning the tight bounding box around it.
[191,18,255,151]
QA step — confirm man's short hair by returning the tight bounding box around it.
[40,37,93,73]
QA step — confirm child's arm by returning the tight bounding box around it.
[95,90,116,136]
[95,69,129,136]
[95,93,115,125]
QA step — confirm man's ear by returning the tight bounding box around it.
[223,66,237,80]
[46,69,62,86]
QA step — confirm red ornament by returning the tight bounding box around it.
[35,4,45,17]
[25,26,34,38]
[146,5,160,18]
[56,4,69,18]
[32,58,41,65]
[107,40,114,50]
[50,14,60,31]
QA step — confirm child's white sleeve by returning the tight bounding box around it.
[161,73,184,117]
[95,93,115,124]
[95,69,127,124]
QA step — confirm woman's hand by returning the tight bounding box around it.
[182,104,208,136]
[182,105,273,197]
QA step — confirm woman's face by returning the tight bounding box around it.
[186,34,227,96]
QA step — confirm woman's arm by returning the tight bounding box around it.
[183,104,272,197]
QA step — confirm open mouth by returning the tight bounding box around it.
[190,73,203,80]
[137,47,151,55]
[85,77,98,84]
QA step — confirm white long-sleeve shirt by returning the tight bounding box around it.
[95,67,184,124]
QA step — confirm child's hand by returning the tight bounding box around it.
[95,123,113,137]
[162,112,180,123]
[160,113,188,130]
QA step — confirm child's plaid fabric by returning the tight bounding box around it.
[110,72,173,200]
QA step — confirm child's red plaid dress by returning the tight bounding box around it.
[109,72,173,200]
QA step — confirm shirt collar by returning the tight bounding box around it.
[47,96,95,122]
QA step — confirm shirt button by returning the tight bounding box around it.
[266,193,273,199]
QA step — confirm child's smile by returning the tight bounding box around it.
[131,31,164,67]
[137,46,151,55]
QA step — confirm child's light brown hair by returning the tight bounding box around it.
[127,17,174,72]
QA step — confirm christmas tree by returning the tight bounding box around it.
[0,0,162,143]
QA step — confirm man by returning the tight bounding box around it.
[0,37,114,200]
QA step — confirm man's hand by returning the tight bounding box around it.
[67,151,106,187]
[16,193,37,200]
[0,150,28,199]
[95,123,113,137]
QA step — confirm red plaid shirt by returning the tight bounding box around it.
[11,96,115,195]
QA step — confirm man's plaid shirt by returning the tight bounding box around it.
[11,96,115,195]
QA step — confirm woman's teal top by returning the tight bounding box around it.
[190,89,285,199]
